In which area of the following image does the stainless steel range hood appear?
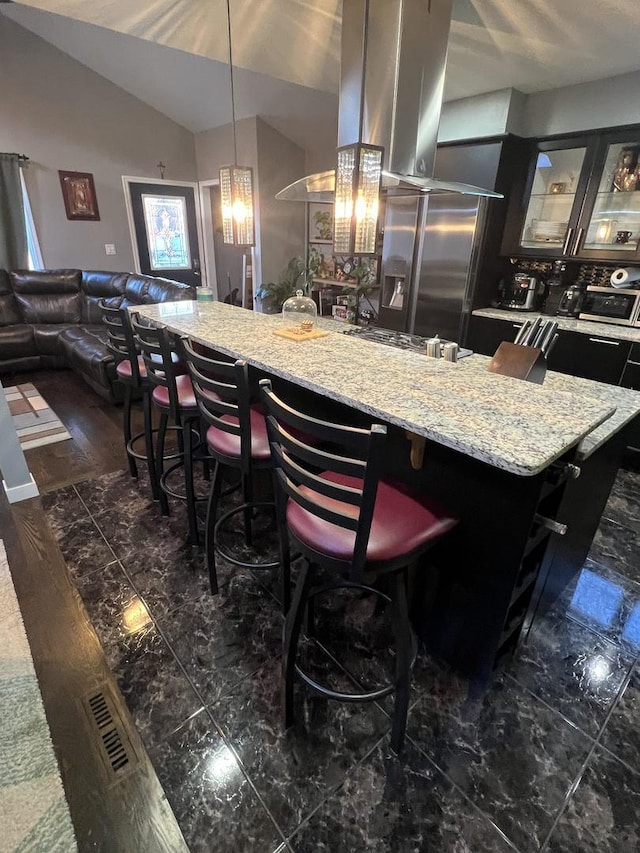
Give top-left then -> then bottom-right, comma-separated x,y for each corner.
276,0 -> 502,202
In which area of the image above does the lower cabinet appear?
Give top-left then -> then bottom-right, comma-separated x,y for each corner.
467,315 -> 632,385
547,330 -> 630,385
465,315 -> 520,356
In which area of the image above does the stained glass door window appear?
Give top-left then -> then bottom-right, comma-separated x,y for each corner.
142,194 -> 191,270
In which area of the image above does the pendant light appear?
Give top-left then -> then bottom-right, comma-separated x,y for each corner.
219,0 -> 255,247
332,0 -> 383,257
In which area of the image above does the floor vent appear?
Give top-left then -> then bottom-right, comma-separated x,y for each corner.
82,686 -> 138,779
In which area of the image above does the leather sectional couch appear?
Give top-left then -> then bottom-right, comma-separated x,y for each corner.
0,269 -> 195,403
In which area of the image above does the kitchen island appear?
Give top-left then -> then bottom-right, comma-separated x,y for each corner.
135,300 -> 640,684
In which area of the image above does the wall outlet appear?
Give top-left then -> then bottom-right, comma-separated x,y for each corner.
104,243 -> 116,255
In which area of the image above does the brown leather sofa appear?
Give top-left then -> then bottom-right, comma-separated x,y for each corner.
0,269 -> 195,403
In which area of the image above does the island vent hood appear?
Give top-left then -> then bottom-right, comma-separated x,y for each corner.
276,0 -> 502,202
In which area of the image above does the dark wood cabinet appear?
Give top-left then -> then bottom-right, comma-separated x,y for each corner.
467,315 -> 632,385
546,330 -> 630,384
466,315 -> 520,356
502,127 -> 640,263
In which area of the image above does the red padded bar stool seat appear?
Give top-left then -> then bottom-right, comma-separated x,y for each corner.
288,473 -> 458,565
206,405 -> 271,461
152,373 -> 198,411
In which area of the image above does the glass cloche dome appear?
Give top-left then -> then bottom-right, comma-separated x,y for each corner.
282,289 -> 317,329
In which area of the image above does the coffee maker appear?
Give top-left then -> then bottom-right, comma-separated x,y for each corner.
499,272 -> 545,311
556,282 -> 586,317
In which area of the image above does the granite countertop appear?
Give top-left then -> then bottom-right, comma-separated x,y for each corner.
461,354 -> 640,461
472,307 -> 640,343
134,301 -> 622,477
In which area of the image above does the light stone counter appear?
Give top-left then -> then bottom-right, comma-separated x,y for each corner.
135,301 -> 620,477
472,307 -> 640,343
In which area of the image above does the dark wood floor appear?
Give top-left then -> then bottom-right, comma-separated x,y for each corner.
2,368 -> 188,853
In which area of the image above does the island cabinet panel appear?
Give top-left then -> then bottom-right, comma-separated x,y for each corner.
383,425 -> 577,686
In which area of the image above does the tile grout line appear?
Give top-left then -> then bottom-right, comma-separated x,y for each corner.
58,479 -> 291,848
537,652 -> 639,852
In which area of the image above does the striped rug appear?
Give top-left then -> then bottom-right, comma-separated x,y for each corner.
4,384 -> 71,450
0,540 -> 77,851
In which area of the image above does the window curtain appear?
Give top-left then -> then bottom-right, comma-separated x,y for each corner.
0,153 -> 28,270
19,168 -> 44,270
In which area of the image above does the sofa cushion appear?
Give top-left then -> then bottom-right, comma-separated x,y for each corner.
0,270 -> 23,326
32,324 -> 78,356
0,324 -> 36,359
11,269 -> 82,324
58,325 -> 113,390
81,271 -> 129,324
122,273 -> 195,307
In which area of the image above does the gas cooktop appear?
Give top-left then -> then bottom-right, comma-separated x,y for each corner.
341,326 -> 473,359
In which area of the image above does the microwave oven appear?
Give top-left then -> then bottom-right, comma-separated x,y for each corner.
579,286 -> 640,327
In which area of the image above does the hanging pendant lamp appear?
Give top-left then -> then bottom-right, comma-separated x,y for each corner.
332,0 -> 383,257
220,0 -> 255,247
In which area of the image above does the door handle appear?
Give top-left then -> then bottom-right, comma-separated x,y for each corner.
562,227 -> 574,255
627,360 -> 640,366
571,227 -> 584,255
588,337 -> 620,346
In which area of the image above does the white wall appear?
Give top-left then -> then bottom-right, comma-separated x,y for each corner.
0,15 -> 198,272
255,118 -> 306,287
522,70 -> 640,138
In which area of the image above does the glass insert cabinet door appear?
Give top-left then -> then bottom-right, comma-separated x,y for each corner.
519,147 -> 588,250
582,140 -> 640,254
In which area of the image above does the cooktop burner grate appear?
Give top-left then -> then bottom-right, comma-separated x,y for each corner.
341,326 -> 473,358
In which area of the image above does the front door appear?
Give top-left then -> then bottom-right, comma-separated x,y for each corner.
124,178 -> 203,288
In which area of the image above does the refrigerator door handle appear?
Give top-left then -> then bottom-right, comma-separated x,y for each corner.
562,227 -> 574,255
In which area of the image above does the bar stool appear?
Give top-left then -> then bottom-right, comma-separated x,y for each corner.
100,300 -> 159,501
180,337 -> 279,597
259,378 -> 459,754
131,314 -> 204,547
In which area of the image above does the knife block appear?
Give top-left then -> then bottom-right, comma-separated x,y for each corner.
487,341 -> 547,385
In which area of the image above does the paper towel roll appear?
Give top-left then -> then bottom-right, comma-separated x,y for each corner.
610,268 -> 640,288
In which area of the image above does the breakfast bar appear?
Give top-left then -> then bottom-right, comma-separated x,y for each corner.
135,300 -> 640,683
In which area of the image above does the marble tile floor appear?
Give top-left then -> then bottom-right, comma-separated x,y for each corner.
41,467 -> 640,853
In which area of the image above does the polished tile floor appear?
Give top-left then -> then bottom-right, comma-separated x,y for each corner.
42,466 -> 640,853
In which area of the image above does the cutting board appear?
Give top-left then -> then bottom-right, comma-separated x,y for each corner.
272,327 -> 329,342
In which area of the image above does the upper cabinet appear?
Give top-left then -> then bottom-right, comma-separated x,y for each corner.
502,129 -> 640,262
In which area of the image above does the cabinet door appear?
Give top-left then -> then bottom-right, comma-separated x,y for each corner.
547,329 -> 630,384
465,316 -> 520,356
503,140 -> 595,257
575,133 -> 640,260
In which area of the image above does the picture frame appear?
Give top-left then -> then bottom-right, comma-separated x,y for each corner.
308,202 -> 333,243
58,170 -> 100,221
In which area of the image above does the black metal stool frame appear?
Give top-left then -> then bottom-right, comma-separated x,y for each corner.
180,337 -> 278,596
260,377 -> 451,754
100,300 -> 160,501
131,314 -> 204,546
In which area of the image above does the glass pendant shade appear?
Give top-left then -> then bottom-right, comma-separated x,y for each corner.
220,164 -> 255,247
333,143 -> 383,256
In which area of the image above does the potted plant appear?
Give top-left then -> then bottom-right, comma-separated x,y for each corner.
255,256 -> 306,313
343,260 -> 376,324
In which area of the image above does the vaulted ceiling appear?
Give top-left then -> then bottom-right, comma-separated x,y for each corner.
3,0 -> 640,153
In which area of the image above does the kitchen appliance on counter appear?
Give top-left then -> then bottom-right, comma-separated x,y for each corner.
579,286 -> 640,326
341,325 -> 473,358
556,282 -> 587,317
499,272 -> 545,311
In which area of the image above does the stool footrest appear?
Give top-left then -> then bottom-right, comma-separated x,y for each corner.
214,501 -> 279,570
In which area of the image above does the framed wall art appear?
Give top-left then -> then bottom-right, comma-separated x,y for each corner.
308,202 -> 333,243
58,170 -> 100,221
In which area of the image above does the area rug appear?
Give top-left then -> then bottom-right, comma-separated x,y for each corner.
3,383 -> 72,450
0,540 -> 77,852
